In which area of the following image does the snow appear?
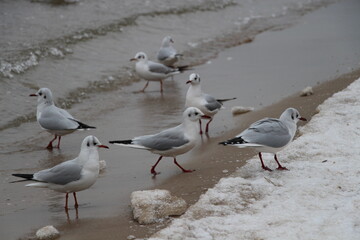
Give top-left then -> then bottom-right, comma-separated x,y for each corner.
149,78 -> 360,240
131,189 -> 187,224
36,225 -> 60,240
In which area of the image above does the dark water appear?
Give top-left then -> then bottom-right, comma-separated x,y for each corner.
1,0 -> 360,239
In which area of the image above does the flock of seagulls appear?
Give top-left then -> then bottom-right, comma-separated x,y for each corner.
12,36 -> 306,209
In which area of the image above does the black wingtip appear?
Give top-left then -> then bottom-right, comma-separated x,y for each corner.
177,65 -> 192,72
12,173 -> 34,180
109,140 -> 133,145
217,97 -> 237,103
70,119 -> 96,129
219,136 -> 246,146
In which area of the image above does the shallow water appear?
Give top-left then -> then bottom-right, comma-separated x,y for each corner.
1,0 -> 360,239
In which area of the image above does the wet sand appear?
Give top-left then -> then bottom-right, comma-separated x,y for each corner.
2,0 -> 360,239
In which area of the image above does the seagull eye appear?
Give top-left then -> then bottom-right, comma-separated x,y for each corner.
44,95 -> 47,99
188,113 -> 191,117
39,92 -> 42,96
87,142 -> 90,147
93,141 -> 97,145
195,112 -> 198,116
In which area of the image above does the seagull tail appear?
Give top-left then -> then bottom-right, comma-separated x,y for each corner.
11,173 -> 34,183
219,136 -> 247,146
177,65 -> 192,72
70,119 -> 96,130
217,97 -> 237,103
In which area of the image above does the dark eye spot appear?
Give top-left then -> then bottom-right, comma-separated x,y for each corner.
195,112 -> 198,115
39,92 -> 42,96
93,141 -> 97,145
44,95 -> 47,99
87,142 -> 90,147
188,113 -> 191,117
291,115 -> 294,120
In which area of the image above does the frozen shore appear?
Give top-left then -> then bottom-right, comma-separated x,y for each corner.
149,77 -> 360,239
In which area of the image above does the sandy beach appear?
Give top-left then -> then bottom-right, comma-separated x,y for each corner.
1,0 -> 360,239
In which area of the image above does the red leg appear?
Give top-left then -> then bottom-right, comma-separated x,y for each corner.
274,154 -> 288,171
65,193 -> 69,210
205,118 -> 213,133
73,192 -> 79,208
46,135 -> 57,149
56,136 -> 62,149
151,156 -> 163,176
141,81 -> 149,92
259,152 -> 272,171
160,80 -> 163,92
173,157 -> 194,173
198,119 -> 203,135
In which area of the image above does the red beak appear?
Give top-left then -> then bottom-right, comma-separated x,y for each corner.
29,93 -> 37,97
299,117 -> 307,121
201,115 -> 211,119
98,144 -> 109,149
130,58 -> 137,62
186,80 -> 191,84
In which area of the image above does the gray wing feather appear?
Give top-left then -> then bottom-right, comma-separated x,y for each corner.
34,161 -> 82,185
135,126 -> 189,151
148,61 -> 176,74
241,118 -> 291,148
39,106 -> 78,130
204,94 -> 222,112
157,48 -> 173,61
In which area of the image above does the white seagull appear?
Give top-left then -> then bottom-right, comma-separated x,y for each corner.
12,135 -> 109,210
185,73 -> 236,134
156,36 -> 182,67
30,88 -> 95,149
219,108 -> 307,171
130,52 -> 187,92
109,107 -> 209,176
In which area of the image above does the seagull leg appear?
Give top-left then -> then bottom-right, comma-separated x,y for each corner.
151,156 -> 163,176
160,80 -> 163,92
198,119 -> 203,135
259,152 -> 272,171
46,135 -> 57,149
73,192 -> 79,208
56,136 -> 62,149
274,154 -> 288,171
205,118 -> 213,133
140,81 -> 149,92
173,157 -> 194,173
65,193 -> 69,210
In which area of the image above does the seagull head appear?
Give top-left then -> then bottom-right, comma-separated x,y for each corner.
130,52 -> 147,62
281,108 -> 307,124
186,73 -> 201,85
30,88 -> 54,105
162,36 -> 174,47
82,135 -> 109,150
183,107 -> 208,122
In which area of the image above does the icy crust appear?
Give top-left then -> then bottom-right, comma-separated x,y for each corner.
150,78 -> 360,240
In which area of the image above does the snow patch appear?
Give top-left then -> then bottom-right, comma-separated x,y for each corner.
131,189 -> 187,224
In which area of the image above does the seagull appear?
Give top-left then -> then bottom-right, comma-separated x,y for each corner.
130,52 -> 187,92
156,36 -> 182,67
30,88 -> 96,149
219,108 -> 307,171
185,73 -> 236,134
109,107 -> 209,176
12,135 -> 109,210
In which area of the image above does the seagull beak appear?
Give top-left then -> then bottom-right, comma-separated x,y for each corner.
201,115 -> 211,119
130,58 -> 137,62
29,93 -> 37,97
186,80 -> 192,84
98,144 -> 109,149
299,117 -> 307,121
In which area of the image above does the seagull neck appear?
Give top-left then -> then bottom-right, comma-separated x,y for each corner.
189,84 -> 202,95
182,120 -> 200,140
283,119 -> 297,139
